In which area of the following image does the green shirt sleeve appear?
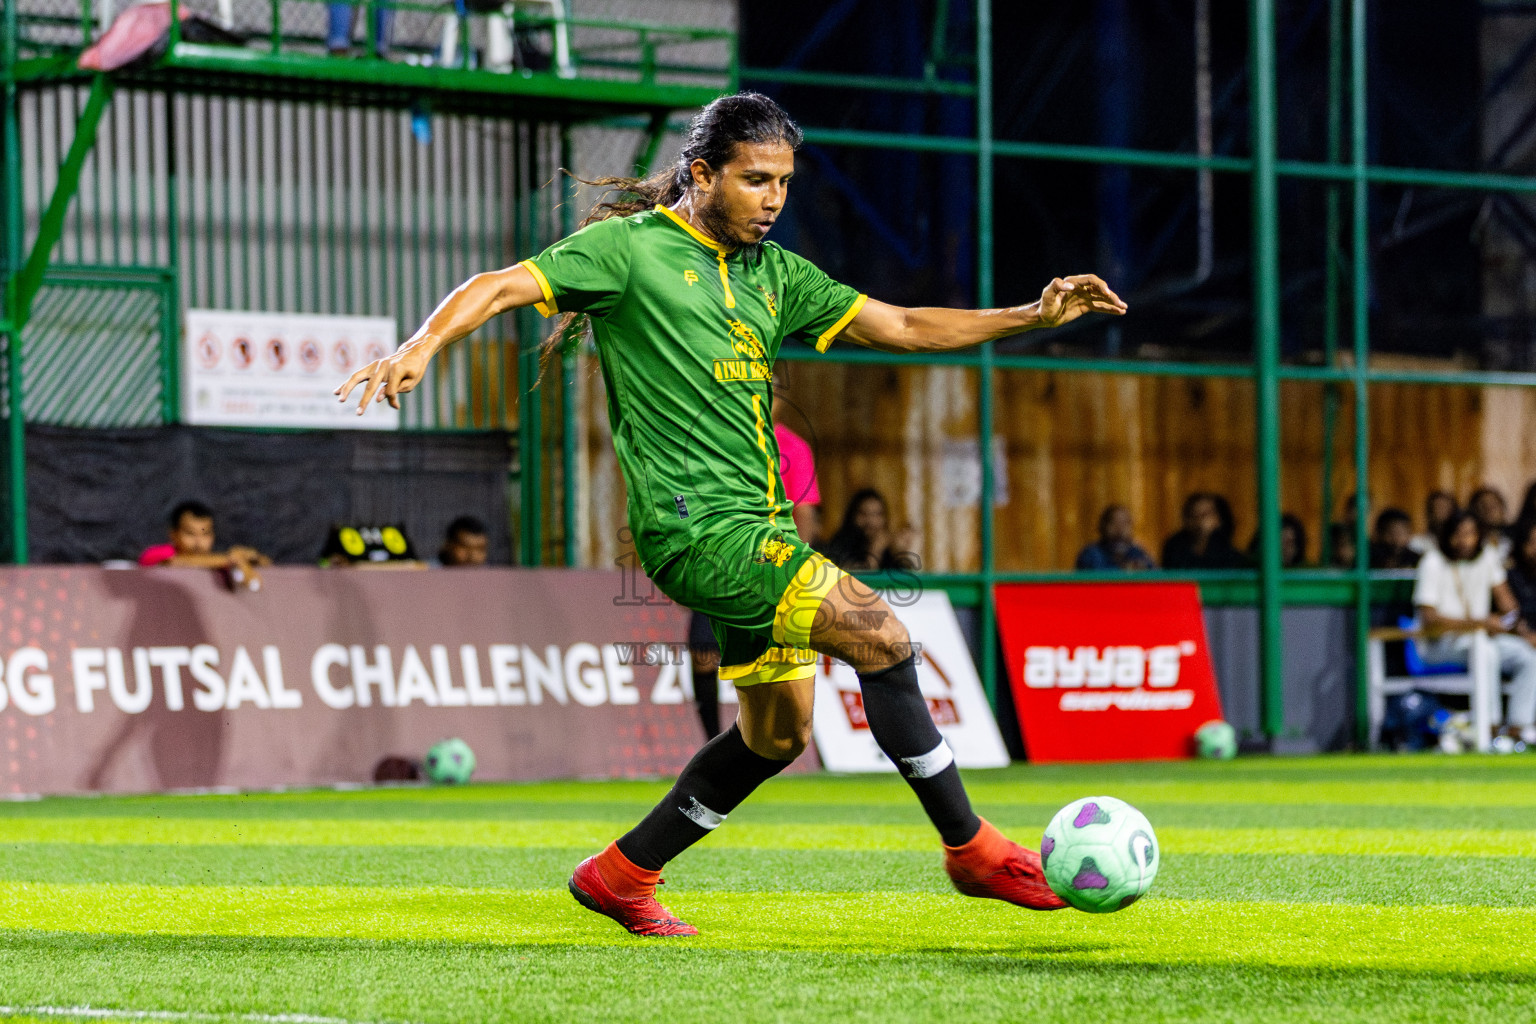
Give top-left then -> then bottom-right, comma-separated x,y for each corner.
776,248 -> 867,353
519,216 -> 632,318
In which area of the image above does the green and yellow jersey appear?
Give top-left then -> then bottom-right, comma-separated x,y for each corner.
520,206 -> 865,575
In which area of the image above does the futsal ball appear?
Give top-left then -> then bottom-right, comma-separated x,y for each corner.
1195,719 -> 1237,760
424,738 -> 476,785
1042,796 -> 1160,913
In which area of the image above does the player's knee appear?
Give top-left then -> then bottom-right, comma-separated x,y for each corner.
764,718 -> 812,761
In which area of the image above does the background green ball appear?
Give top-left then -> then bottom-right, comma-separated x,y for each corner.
1195,719 -> 1237,760
424,738 -> 476,784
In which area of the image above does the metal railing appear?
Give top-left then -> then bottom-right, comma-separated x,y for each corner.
14,0 -> 734,90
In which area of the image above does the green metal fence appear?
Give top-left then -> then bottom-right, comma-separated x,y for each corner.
4,0 -> 1536,746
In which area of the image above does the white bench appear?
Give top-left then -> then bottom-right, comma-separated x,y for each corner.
1367,627 -> 1506,751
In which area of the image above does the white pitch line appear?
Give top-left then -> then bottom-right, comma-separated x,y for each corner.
0,1006 -> 420,1024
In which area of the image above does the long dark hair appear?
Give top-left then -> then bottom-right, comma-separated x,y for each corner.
1436,509 -> 1483,561
826,488 -> 887,568
537,92 -> 803,382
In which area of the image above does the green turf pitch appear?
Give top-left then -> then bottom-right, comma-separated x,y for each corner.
0,757 -> 1533,1023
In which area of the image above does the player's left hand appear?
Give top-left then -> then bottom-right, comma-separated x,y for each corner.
335,341 -> 434,415
1036,274 -> 1128,329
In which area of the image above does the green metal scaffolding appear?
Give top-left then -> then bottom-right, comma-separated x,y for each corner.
4,0 -> 1535,747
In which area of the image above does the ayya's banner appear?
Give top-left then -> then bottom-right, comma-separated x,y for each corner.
996,582 -> 1225,762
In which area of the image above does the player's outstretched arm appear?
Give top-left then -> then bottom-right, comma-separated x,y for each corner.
335,264 -> 546,415
840,274 -> 1127,354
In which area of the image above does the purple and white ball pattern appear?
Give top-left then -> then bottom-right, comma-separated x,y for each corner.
1040,795 -> 1159,913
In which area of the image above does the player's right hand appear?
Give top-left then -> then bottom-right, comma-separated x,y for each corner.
335,341 -> 434,415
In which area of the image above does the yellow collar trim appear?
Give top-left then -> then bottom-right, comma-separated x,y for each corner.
657,204 -> 727,254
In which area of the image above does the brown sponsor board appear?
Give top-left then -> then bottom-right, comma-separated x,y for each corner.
0,567 -> 711,794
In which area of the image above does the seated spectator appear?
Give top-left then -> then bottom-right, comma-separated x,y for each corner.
1339,490 -> 1371,529
1469,485 -> 1513,561
1508,519 -> 1536,630
1161,492 -> 1245,569
1370,508 -> 1420,569
1328,522 -> 1357,569
1246,512 -> 1307,568
1075,504 -> 1155,571
436,516 -> 489,567
140,500 -> 269,590
1518,482 -> 1536,531
1414,510 -> 1536,743
1410,489 -> 1457,555
825,488 -> 918,571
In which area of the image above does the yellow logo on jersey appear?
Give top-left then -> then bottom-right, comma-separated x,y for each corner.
683,269 -> 700,286
756,536 -> 796,567
755,286 -> 779,317
726,319 -> 766,363
713,359 -> 773,383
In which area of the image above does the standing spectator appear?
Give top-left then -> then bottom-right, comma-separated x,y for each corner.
686,611 -> 721,741
1414,510 -> 1536,743
825,488 -> 918,571
772,394 -> 821,546
1075,504 -> 1155,571
140,500 -> 269,590
328,2 -> 391,57
1161,492 -> 1244,569
436,516 -> 489,567
1469,486 -> 1513,561
1247,512 -> 1307,568
1370,508 -> 1420,569
1410,490 -> 1458,556
1508,519 -> 1536,630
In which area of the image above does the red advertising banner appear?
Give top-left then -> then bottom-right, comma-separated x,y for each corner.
0,566 -> 718,794
995,582 -> 1224,762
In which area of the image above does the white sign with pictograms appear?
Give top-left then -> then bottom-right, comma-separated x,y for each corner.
811,589 -> 1010,772
183,309 -> 398,429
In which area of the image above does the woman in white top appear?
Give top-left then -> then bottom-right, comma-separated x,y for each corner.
1414,510 -> 1536,742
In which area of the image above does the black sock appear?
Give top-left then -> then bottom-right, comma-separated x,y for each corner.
858,654 -> 981,846
616,723 -> 789,870
694,669 -> 720,740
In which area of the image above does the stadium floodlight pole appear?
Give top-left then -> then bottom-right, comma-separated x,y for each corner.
976,0 -> 998,709
1249,0 -> 1285,741
1350,0 -> 1372,748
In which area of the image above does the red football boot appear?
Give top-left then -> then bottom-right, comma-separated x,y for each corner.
568,844 -> 699,937
943,817 -> 1069,911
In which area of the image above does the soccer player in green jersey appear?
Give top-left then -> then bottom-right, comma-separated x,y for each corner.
338,93 -> 1127,936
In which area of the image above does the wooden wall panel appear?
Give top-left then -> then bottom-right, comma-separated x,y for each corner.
576,358 -> 1536,574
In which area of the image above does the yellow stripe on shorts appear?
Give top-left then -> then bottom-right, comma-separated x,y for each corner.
719,646 -> 818,688
772,553 -> 846,647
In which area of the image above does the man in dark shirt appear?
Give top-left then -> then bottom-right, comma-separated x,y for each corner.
1369,508 -> 1420,570
1161,492 -> 1244,569
1075,504 -> 1154,570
